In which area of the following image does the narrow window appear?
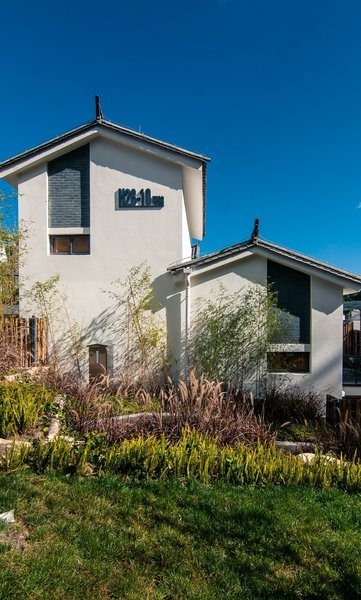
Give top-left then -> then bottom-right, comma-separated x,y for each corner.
267,260 -> 311,374
48,145 -> 90,228
268,260 -> 310,344
88,345 -> 108,382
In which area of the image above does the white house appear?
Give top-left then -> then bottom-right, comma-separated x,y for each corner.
0,102 -> 360,398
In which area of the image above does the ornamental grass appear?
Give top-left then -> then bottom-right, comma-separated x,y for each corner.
3,428 -> 361,492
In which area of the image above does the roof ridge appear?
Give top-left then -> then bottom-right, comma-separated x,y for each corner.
168,236 -> 361,285
0,118 -> 210,171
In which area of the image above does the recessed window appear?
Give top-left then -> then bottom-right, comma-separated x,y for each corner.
88,344 -> 108,382
268,260 -> 311,344
268,352 -> 310,373
50,235 -> 90,255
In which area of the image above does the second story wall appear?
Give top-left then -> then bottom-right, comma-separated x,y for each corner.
17,137 -> 193,356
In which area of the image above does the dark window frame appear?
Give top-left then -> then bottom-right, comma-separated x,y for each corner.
267,351 -> 310,374
267,260 -> 311,345
50,235 -> 90,255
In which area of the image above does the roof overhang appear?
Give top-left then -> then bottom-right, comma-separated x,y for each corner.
0,118 -> 210,240
168,238 -> 361,294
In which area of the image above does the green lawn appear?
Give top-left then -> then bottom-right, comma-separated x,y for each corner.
0,474 -> 360,599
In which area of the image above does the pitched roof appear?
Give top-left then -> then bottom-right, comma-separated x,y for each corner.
168,235 -> 361,288
0,115 -> 209,238
0,117 -> 211,172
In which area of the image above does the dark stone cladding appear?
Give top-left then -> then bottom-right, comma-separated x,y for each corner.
48,145 -> 90,228
267,259 -> 311,344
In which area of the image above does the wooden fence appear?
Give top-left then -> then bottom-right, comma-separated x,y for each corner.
2,316 -> 47,367
344,320 -> 361,356
326,394 -> 361,428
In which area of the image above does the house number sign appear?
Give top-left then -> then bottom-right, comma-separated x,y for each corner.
117,188 -> 164,208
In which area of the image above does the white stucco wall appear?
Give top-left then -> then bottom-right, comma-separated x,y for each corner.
13,135 -> 347,397
167,253 -> 345,399
17,137 -> 193,375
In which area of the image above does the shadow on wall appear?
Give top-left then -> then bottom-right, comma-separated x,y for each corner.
151,272 -> 183,377
54,303 -> 123,379
52,271 -> 179,381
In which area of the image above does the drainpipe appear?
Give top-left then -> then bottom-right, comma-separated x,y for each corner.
183,267 -> 192,371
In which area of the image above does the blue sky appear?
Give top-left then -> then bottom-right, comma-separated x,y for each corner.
1,0 -> 361,272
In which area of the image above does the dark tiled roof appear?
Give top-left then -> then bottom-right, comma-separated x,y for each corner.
168,237 -> 361,286
0,118 -> 211,171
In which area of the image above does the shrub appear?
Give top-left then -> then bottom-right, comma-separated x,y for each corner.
260,385 -> 324,425
90,370 -> 274,446
0,383 -> 55,437
0,332 -> 21,377
3,428 -> 361,492
331,419 -> 361,460
190,284 -> 286,393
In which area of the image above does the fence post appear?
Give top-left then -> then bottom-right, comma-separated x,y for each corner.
29,315 -> 37,365
326,394 -> 340,429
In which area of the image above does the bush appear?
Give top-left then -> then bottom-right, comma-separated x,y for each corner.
3,428 -> 361,492
260,385 -> 324,425
90,370 -> 274,446
190,284 -> 285,393
0,332 -> 21,377
0,383 -> 55,437
331,420 -> 361,460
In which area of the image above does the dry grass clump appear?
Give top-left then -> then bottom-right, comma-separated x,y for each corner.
0,332 -> 21,377
95,370 -> 274,446
260,385 -> 324,425
331,419 -> 361,460
32,366 -> 160,435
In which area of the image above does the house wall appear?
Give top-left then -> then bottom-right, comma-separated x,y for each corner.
272,274 -> 343,399
18,138 -> 192,375
168,254 -> 344,399
14,135 -> 346,398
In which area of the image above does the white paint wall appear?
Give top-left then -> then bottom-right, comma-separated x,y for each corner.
16,137 -> 346,398
167,253 -> 345,399
18,138 -> 193,374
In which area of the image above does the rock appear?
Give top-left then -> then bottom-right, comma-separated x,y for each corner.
0,510 -> 15,524
297,452 -> 343,465
53,395 -> 66,410
3,374 -> 18,382
47,417 -> 61,441
0,439 -> 31,457
297,452 -> 316,463
276,441 -> 315,455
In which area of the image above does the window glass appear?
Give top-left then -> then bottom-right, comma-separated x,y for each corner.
267,260 -> 311,344
52,236 -> 71,254
267,352 -> 310,373
50,235 -> 90,255
72,236 -> 90,254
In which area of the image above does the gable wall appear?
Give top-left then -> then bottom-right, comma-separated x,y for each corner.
167,252 -> 344,399
17,137 -> 193,375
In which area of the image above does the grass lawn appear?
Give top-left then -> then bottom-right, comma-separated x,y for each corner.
0,474 -> 360,599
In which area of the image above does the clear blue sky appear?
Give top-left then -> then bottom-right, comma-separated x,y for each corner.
1,0 -> 361,272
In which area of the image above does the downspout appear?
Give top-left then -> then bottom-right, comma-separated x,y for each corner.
183,266 -> 192,372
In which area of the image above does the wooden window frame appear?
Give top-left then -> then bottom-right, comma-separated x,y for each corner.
50,235 -> 90,255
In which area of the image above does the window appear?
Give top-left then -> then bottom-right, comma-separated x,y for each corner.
50,235 -> 90,255
267,260 -> 310,344
88,345 -> 107,382
267,352 -> 310,373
